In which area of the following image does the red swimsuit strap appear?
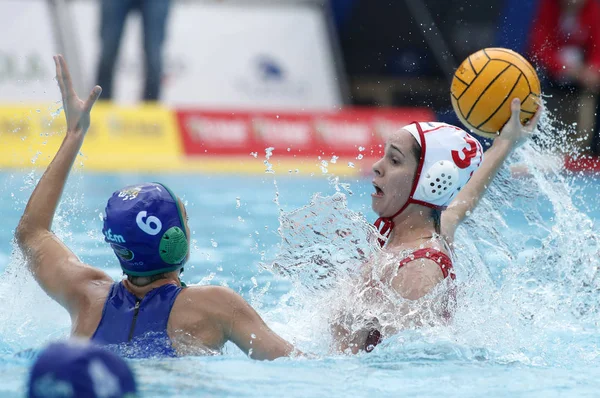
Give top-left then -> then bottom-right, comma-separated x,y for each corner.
398,248 -> 455,280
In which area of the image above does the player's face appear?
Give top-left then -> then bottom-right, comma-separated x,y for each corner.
371,129 -> 420,218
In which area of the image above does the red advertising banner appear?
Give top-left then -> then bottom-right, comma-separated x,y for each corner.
175,107 -> 436,158
564,155 -> 600,173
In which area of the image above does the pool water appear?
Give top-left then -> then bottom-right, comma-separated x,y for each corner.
1,157 -> 600,397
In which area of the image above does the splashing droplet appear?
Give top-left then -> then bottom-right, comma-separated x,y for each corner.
264,147 -> 275,173
320,160 -> 329,174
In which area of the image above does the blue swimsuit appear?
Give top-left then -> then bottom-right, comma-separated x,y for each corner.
91,282 -> 182,358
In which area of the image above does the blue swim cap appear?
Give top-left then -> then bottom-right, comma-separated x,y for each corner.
28,340 -> 137,398
103,182 -> 188,276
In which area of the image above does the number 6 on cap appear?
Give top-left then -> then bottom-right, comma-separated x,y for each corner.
136,211 -> 163,235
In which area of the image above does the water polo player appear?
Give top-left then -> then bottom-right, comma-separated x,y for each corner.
15,55 -> 299,359
332,98 -> 542,353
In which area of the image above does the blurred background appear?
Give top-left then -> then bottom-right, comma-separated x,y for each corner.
1,0 -> 599,173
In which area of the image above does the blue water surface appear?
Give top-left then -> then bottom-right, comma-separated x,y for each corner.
0,169 -> 599,398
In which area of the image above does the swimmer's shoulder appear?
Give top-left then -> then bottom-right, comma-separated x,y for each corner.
175,284 -> 238,309
391,255 -> 446,300
69,267 -> 114,337
173,285 -> 231,319
70,264 -> 114,307
170,285 -> 243,348
387,236 -> 450,259
386,241 -> 452,299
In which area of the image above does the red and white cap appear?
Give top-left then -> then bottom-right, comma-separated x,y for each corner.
374,122 -> 484,246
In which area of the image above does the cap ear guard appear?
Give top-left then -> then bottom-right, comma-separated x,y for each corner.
154,182 -> 189,266
418,160 -> 460,202
159,226 -> 188,264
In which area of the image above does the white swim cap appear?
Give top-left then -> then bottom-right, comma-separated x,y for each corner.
403,122 -> 484,208
374,122 -> 484,245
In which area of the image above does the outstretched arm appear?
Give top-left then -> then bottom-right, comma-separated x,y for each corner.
441,98 -> 542,241
15,55 -> 111,314
206,286 -> 300,360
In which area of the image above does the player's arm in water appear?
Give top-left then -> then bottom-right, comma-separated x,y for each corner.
15,55 -> 112,316
179,286 -> 301,360
441,98 -> 543,242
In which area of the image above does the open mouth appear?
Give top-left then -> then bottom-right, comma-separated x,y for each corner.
372,183 -> 384,197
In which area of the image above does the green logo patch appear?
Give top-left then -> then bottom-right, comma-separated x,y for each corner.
111,244 -> 135,261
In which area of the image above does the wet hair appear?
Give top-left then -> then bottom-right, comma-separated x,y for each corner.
126,273 -> 169,287
126,268 -> 183,287
411,136 -> 442,235
431,208 -> 442,234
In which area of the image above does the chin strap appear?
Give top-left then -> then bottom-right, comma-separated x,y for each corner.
373,217 -> 393,247
374,201 -> 411,247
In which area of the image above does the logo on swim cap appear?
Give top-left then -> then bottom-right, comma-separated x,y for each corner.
110,244 -> 135,262
118,187 -> 142,201
104,229 -> 126,244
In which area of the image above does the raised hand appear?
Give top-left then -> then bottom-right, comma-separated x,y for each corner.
54,54 -> 102,136
497,98 -> 543,148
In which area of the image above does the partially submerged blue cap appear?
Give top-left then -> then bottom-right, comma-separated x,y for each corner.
102,183 -> 188,276
28,340 -> 137,398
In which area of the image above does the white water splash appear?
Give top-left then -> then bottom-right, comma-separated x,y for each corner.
262,108 -> 600,365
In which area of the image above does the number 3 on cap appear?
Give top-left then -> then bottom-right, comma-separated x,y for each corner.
451,136 -> 479,169
136,211 -> 163,235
